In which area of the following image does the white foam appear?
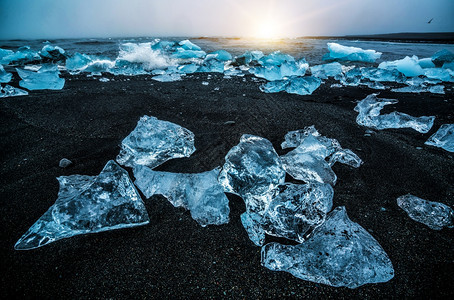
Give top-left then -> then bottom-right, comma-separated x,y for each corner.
116,42 -> 176,70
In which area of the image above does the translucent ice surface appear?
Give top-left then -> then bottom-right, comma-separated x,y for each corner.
354,94 -> 435,133
241,212 -> 266,246
39,44 -> 66,61
152,73 -> 182,82
425,124 -> 454,152
310,62 -> 343,79
0,84 -> 29,98
16,65 -> 65,90
14,160 -> 150,250
261,206 -> 394,288
218,134 -> 286,214
378,56 -> 424,77
397,194 -> 453,230
323,43 -> 382,63
133,166 -> 229,227
260,76 -> 321,95
250,53 -> 308,81
360,68 -> 405,83
0,65 -> 12,83
116,116 -> 196,168
431,49 -> 454,67
0,46 -> 41,65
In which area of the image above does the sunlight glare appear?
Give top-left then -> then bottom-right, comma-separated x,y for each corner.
255,19 -> 281,39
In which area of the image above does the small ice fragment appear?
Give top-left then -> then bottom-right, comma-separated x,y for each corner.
0,64 -> 12,83
224,120 -> 235,125
378,56 -> 424,77
99,77 -> 110,82
397,194 -> 453,230
364,81 -> 385,90
329,149 -> 363,168
14,160 -> 150,250
323,43 -> 382,63
59,158 -> 72,168
261,206 -> 394,288
202,81 -> 209,85
214,87 -> 220,91
218,134 -> 286,214
133,166 -> 229,227
151,73 -> 182,82
310,62 -> 343,79
426,85 -> 445,94
425,124 -> 454,152
0,85 -> 28,98
116,115 -> 196,168
354,94 -> 435,133
16,65 -> 65,90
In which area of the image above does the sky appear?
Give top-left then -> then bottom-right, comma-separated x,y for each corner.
0,0 -> 453,40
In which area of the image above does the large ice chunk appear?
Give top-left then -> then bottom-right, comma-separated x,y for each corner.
178,40 -> 202,51
218,134 -> 286,214
0,46 -> 41,65
133,166 -> 229,227
207,50 -> 232,61
0,84 -> 29,98
378,56 -> 424,77
354,94 -> 435,133
16,65 -> 65,90
310,62 -> 343,79
260,76 -> 321,95
261,206 -> 394,288
425,124 -> 454,152
0,64 -> 12,83
431,49 -> 454,67
117,116 -> 196,168
323,43 -> 382,63
397,194 -> 453,230
250,53 -> 308,81
39,44 -> 66,61
360,68 -> 405,83
14,160 -> 150,250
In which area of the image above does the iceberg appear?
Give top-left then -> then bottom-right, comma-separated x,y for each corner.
261,206 -> 394,288
425,124 -> 454,152
197,57 -> 225,73
378,56 -> 424,77
116,115 -> 196,168
16,65 -> 65,90
14,160 -> 150,250
397,194 -> 453,230
218,134 -> 286,214
0,84 -> 29,98
310,62 -> 343,79
431,49 -> 454,67
133,166 -> 229,227
354,94 -> 435,133
323,43 -> 382,63
0,64 -> 12,83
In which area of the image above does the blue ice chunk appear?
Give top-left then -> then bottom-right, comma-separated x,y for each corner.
259,51 -> 295,66
251,60 -> 308,81
417,57 -> 436,69
0,46 -> 41,65
337,67 -> 362,86
241,212 -> 266,246
218,134 -> 286,214
425,124 -> 454,152
151,73 -> 182,82
378,56 -> 424,77
208,50 -> 232,61
329,149 -> 363,168
259,80 -> 288,93
354,94 -> 435,133
66,53 -> 93,71
16,65 -> 65,90
171,48 -> 206,59
285,76 -> 321,95
281,125 -> 322,149
310,62 -> 343,79
0,85 -> 28,98
263,183 -> 334,243
14,160 -> 150,250
0,48 -> 14,64
117,115 -> 196,168
431,49 -> 454,67
261,206 -> 394,288
151,40 -> 178,52
178,63 -> 199,74
443,61 -> 454,70
233,50 -> 264,66
424,68 -> 453,82
323,43 -> 382,63
198,57 -> 225,73
39,44 -> 66,61
0,64 -> 12,83
178,40 -> 202,51
361,68 -> 405,82
133,166 -> 229,227
397,194 -> 453,230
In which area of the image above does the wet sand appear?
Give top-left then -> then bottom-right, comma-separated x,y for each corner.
1,72 -> 453,298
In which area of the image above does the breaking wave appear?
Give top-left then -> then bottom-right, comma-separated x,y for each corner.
117,42 -> 175,70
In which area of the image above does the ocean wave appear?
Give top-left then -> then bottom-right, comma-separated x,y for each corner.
117,42 -> 176,70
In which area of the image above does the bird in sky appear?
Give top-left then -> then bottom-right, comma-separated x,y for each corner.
427,18 -> 434,24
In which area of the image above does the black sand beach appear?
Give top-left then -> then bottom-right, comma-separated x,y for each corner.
1,72 -> 453,298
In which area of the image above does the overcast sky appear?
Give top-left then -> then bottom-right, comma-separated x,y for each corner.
0,0 -> 453,39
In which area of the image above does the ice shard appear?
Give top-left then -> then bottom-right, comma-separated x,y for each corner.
354,94 -> 435,133
425,124 -> 454,152
431,49 -> 454,67
323,43 -> 382,63
310,62 -> 343,79
0,84 -> 29,98
0,64 -> 12,83
378,56 -> 424,77
14,160 -> 150,250
133,166 -> 229,227
16,65 -> 65,90
218,134 -> 286,214
397,194 -> 453,230
261,206 -> 394,288
329,149 -> 363,168
262,183 -> 334,243
116,115 -> 196,168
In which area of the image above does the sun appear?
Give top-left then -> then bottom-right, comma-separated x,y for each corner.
255,20 -> 281,39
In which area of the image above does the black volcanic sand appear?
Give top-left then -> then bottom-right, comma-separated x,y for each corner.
1,72 -> 453,298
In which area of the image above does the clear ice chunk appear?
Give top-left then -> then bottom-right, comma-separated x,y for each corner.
233,50 -> 264,66
310,62 -> 343,79
261,206 -> 394,288
354,94 -> 435,133
431,49 -> 454,67
133,166 -> 229,227
329,149 -> 363,168
360,68 -> 405,83
39,44 -> 66,61
66,52 -> 93,72
151,73 -> 182,82
207,50 -> 232,61
0,46 -> 41,65
417,57 -> 435,69
378,56 -> 424,77
397,194 -> 453,230
260,76 -> 321,95
0,64 -> 12,83
241,212 -> 266,246
171,48 -> 206,59
218,134 -> 286,214
0,84 -> 29,98
116,115 -> 196,168
424,68 -> 453,82
16,65 -> 65,90
250,58 -> 308,81
323,43 -> 382,63
263,183 -> 334,243
425,124 -> 454,152
14,160 -> 150,250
